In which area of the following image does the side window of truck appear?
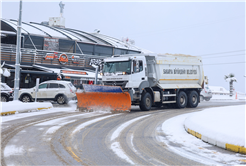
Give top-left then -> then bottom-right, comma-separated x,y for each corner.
139,61 -> 143,72
133,60 -> 143,73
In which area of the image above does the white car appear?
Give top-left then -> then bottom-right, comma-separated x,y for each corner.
1,82 -> 13,102
200,86 -> 212,101
18,80 -> 76,104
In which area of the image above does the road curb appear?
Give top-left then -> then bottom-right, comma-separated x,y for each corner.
184,125 -> 246,155
1,107 -> 52,116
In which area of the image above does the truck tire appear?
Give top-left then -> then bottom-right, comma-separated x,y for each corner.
140,92 -> 152,111
200,95 -> 204,101
176,91 -> 187,109
205,98 -> 210,101
187,90 -> 199,108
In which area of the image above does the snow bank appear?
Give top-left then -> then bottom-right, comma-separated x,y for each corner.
160,113 -> 245,165
184,105 -> 246,147
1,101 -> 53,113
211,94 -> 246,100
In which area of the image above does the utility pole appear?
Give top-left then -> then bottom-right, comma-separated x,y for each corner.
13,0 -> 22,100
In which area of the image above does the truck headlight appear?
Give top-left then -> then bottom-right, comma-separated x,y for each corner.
122,72 -> 126,75
100,72 -> 104,76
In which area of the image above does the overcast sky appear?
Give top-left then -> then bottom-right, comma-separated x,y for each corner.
1,0 -> 245,92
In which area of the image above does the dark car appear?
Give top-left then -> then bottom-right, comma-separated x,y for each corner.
1,83 -> 13,102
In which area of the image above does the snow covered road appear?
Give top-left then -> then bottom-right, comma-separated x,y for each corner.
1,101 -> 245,165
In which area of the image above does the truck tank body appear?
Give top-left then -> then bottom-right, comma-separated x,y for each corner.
154,54 -> 204,89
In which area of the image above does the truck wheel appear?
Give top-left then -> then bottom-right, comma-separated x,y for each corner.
176,91 -> 187,109
187,91 -> 199,108
200,95 -> 204,101
205,98 -> 210,101
140,92 -> 152,111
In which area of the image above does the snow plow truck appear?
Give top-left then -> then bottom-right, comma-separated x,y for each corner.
76,53 -> 204,111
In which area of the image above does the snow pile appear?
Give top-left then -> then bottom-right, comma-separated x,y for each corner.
184,105 -> 246,147
1,100 -> 53,113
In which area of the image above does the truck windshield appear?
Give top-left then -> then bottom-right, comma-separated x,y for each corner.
103,61 -> 131,74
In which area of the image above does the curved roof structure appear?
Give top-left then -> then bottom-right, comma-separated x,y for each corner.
1,19 -> 144,52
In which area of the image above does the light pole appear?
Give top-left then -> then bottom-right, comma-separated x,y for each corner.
91,65 -> 99,85
13,0 -> 22,100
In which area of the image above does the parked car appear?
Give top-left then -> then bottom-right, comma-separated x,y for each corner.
18,80 -> 76,104
200,86 -> 212,101
1,83 -> 13,102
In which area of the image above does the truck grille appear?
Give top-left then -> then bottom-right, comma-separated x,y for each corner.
104,81 -> 128,88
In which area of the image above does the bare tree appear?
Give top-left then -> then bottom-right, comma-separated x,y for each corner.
224,73 -> 237,97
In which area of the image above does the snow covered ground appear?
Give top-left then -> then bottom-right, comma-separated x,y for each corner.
1,100 -> 77,122
211,94 -> 246,101
1,94 -> 245,165
157,104 -> 246,165
1,100 -> 53,113
184,105 -> 245,147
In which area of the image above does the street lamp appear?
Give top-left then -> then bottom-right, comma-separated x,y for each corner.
13,0 -> 22,100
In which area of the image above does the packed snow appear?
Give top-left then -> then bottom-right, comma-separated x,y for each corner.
72,114 -> 120,134
111,114 -> 150,141
109,115 -> 151,165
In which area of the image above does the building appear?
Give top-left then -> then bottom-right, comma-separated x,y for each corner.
1,18 -> 149,89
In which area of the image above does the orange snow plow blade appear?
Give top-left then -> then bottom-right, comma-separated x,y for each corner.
76,84 -> 131,112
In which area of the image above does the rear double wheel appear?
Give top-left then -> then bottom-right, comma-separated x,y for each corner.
140,92 -> 152,111
187,90 -> 199,108
176,91 -> 187,109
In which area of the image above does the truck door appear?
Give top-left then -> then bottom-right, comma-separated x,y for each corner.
131,60 -> 146,87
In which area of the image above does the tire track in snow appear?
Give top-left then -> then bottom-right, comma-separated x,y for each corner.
109,114 -> 151,165
71,114 -> 121,134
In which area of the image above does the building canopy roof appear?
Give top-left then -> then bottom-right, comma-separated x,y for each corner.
1,19 -> 143,52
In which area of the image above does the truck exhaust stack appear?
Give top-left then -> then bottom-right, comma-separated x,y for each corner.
76,84 -> 131,112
